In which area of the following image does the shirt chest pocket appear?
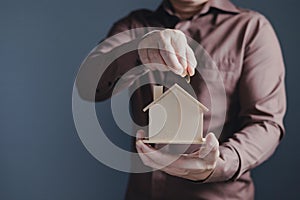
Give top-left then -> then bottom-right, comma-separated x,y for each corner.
197,58 -> 241,96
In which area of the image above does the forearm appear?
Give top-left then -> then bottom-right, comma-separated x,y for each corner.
75,12 -> 153,102
75,39 -> 140,102
95,39 -> 141,101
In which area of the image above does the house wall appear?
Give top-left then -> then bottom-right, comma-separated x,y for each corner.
148,88 -> 205,144
173,89 -> 204,143
148,92 -> 181,142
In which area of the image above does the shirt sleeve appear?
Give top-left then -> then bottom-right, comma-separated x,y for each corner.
204,17 -> 286,183
75,15 -> 143,102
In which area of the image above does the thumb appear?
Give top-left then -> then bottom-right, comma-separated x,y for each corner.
198,132 -> 219,158
136,129 -> 145,140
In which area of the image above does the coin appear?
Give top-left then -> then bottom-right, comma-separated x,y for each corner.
185,74 -> 190,83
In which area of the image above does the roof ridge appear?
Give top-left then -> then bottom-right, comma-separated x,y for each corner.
143,84 -> 209,112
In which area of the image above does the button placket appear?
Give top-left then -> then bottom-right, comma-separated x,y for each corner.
175,20 -> 191,34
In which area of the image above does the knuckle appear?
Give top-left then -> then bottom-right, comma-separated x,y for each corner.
174,29 -> 183,35
174,30 -> 187,40
164,29 -> 173,34
159,30 -> 168,40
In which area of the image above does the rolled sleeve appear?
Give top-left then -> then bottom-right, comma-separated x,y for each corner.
203,145 -> 240,183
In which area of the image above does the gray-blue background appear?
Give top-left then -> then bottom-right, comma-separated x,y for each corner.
1,0 -> 299,199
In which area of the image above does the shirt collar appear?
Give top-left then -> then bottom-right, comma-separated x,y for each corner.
157,0 -> 240,19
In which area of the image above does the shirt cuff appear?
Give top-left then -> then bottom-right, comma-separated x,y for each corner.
202,145 -> 240,183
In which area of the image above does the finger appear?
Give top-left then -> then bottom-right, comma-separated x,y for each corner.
136,141 -> 163,169
136,141 -> 190,175
198,132 -> 219,159
136,130 -> 145,140
186,45 -> 197,76
171,37 -> 187,73
136,140 -> 182,173
136,141 -> 203,170
181,169 -> 214,181
136,140 -> 214,174
144,49 -> 158,71
204,145 -> 220,162
139,49 -> 156,71
158,42 -> 184,75
178,153 -> 217,172
187,66 -> 195,77
163,166 -> 189,176
148,49 -> 165,65
147,49 -> 168,71
136,140 -> 180,165
139,49 -> 150,64
136,139 -> 160,153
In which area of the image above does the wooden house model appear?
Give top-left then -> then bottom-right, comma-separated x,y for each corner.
143,84 -> 209,144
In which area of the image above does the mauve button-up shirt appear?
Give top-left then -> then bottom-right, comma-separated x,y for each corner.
89,0 -> 286,199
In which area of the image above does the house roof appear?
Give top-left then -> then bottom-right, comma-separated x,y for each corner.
143,84 -> 209,112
